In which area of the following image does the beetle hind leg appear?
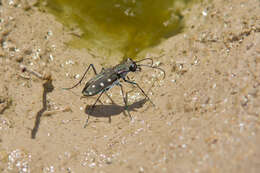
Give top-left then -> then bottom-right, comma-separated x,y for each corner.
63,64 -> 98,90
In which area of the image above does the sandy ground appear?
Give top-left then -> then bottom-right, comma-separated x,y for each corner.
0,0 -> 260,172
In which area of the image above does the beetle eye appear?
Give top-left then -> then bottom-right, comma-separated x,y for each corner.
129,64 -> 137,71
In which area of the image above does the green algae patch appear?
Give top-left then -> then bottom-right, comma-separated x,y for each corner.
41,0 -> 194,60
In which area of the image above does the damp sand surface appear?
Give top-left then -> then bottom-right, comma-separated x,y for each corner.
0,0 -> 260,172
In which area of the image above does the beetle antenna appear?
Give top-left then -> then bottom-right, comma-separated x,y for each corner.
135,58 -> 154,66
137,64 -> 166,79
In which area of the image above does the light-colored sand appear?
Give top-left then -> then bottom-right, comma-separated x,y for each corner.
0,0 -> 259,172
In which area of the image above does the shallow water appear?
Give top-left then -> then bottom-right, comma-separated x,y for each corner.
42,0 -> 193,59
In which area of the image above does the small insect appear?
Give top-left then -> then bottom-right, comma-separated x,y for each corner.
64,58 -> 165,127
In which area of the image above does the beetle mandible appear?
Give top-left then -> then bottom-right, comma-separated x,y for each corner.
64,58 -> 165,126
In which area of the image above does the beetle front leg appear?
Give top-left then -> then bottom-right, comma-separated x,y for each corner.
123,78 -> 155,107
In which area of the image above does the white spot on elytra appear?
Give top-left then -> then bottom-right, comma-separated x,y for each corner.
89,92 -> 92,95
107,78 -> 111,82
92,85 -> 95,88
100,82 -> 104,87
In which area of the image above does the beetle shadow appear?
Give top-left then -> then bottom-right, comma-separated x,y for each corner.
84,98 -> 147,123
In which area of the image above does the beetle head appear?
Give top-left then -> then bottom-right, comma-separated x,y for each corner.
127,58 -> 138,72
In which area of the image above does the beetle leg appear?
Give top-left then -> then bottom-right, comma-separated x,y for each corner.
84,115 -> 90,128
91,90 -> 105,109
92,64 -> 98,74
118,83 -> 132,120
63,64 -> 97,90
104,91 -> 116,105
108,116 -> 111,123
84,90 -> 105,128
125,91 -> 132,120
123,78 -> 155,107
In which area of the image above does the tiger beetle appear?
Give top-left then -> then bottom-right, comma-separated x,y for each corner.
64,58 -> 165,127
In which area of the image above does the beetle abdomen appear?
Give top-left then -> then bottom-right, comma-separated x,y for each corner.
82,71 -> 119,96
